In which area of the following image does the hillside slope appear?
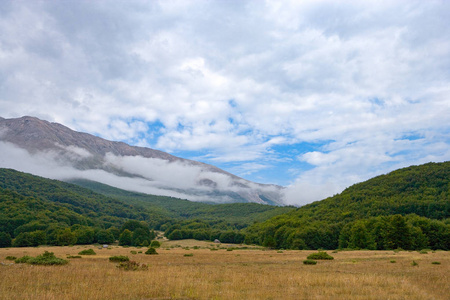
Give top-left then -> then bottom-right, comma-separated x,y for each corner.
0,168 -> 293,247
244,162 -> 450,250
70,179 -> 294,224
0,116 -> 283,204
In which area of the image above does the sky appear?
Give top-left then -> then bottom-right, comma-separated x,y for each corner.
0,0 -> 449,205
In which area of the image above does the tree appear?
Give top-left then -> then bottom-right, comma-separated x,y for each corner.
119,229 -> 132,246
0,232 -> 12,248
57,228 -> 77,246
96,229 -> 115,244
262,236 -> 276,248
386,215 -> 412,249
132,228 -> 151,246
219,231 -> 236,243
150,240 -> 161,248
168,229 -> 183,240
74,227 -> 95,245
12,232 -> 32,247
193,230 -> 210,241
121,220 -> 148,233
410,226 -> 428,250
348,221 -> 375,250
107,227 -> 120,240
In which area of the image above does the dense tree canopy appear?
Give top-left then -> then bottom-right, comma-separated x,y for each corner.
1,162 -> 449,250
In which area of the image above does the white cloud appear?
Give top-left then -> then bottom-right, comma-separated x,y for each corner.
0,0 -> 449,205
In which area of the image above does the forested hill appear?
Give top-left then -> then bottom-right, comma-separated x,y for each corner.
0,168 -> 293,248
244,162 -> 450,250
70,179 -> 294,224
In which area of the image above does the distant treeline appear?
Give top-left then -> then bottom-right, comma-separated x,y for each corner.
1,162 -> 449,250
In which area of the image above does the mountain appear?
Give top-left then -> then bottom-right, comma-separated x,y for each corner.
243,161 -> 450,250
0,116 -> 284,204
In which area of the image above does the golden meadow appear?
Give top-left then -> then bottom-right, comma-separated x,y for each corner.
0,240 -> 448,300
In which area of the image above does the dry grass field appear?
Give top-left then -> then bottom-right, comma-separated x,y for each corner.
0,240 -> 448,300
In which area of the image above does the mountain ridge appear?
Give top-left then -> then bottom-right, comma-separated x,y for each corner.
0,116 -> 284,204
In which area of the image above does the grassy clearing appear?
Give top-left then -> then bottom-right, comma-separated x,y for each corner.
0,244 -> 448,299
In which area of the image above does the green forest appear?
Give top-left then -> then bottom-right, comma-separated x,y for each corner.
0,168 -> 293,248
244,162 -> 449,250
0,162 -> 449,250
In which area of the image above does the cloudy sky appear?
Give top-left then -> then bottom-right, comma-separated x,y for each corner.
1,0 -> 449,205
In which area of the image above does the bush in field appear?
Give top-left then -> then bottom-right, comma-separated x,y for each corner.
15,251 -> 68,265
307,252 -> 334,260
145,247 -> 158,255
78,249 -> 96,255
67,255 -> 82,259
5,256 -> 16,260
109,255 -> 129,262
303,259 -> 317,265
28,251 -> 69,265
184,253 -> 194,257
431,261 -> 441,265
116,260 -> 149,271
15,255 -> 33,264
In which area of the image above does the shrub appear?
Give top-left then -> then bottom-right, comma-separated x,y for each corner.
431,261 -> 441,265
130,251 -> 137,254
5,256 -> 16,261
226,248 -> 233,251
303,259 -> 317,265
78,249 -> 96,255
28,251 -> 68,265
145,247 -> 158,255
116,260 -> 149,271
390,260 -> 396,263
109,255 -> 129,262
307,252 -> 334,260
67,255 -> 82,259
15,255 -> 33,264
184,253 -> 194,257
411,261 -> 418,266
150,240 -> 161,248
419,250 -> 428,254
